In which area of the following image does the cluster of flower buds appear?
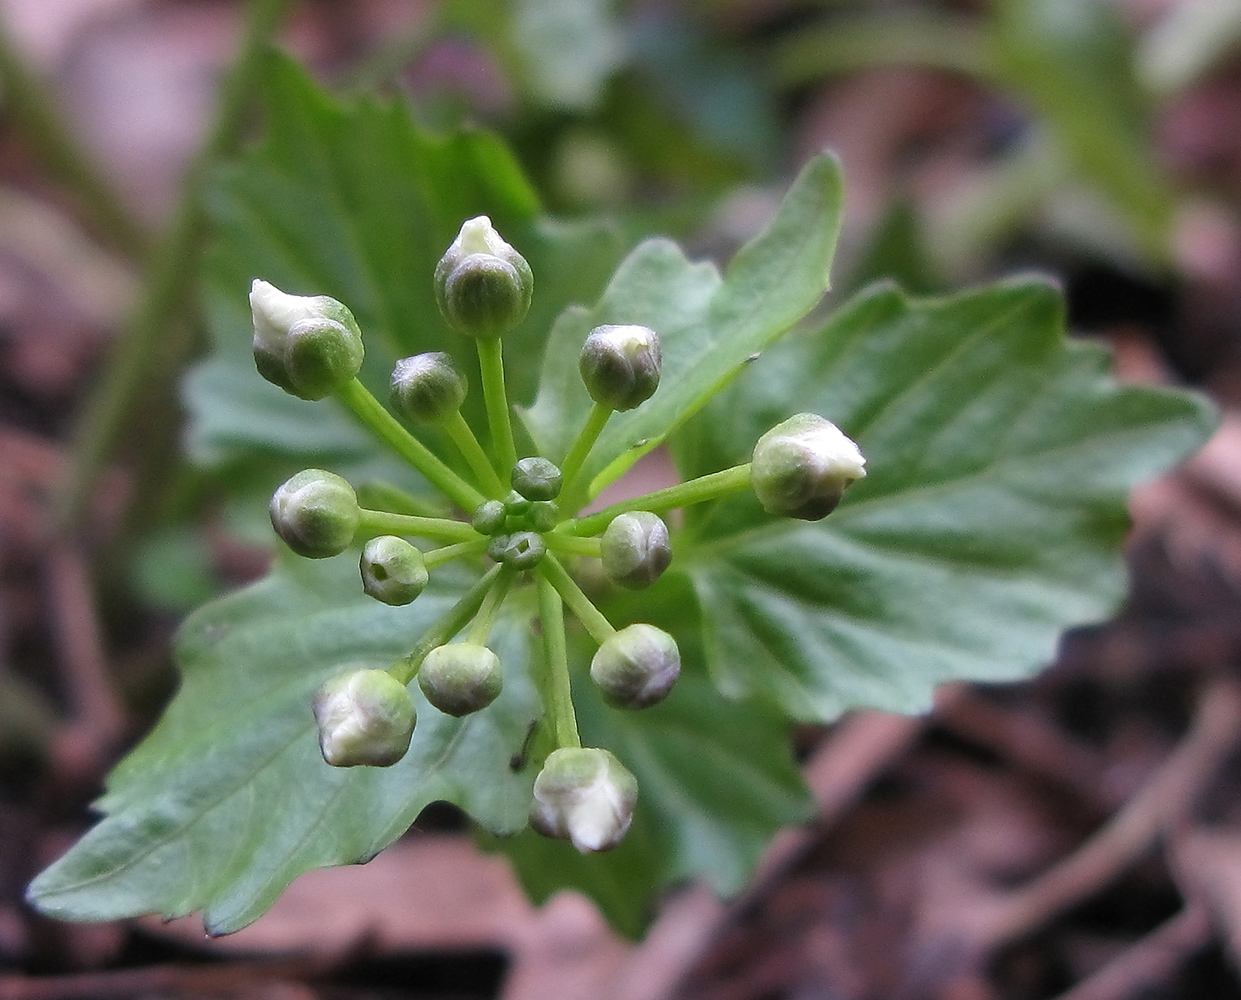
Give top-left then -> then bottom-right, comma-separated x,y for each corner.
250,215 -> 866,852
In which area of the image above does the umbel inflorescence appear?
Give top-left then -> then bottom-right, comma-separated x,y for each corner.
250,217 -> 867,854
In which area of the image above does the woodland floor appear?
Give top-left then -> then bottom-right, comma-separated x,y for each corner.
3,2 -> 1241,999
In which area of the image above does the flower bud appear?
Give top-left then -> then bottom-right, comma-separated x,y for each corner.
511,457 -> 563,501
389,352 -> 467,423
486,533 -> 511,562
434,216 -> 533,338
751,413 -> 866,521
418,642 -> 503,716
579,324 -> 661,411
250,280 -> 364,400
472,499 -> 508,536
270,469 -> 360,558
590,623 -> 680,709
499,531 -> 546,569
360,536 -> 428,606
504,490 -> 532,517
600,512 -> 671,589
313,669 -> 416,767
529,500 -> 560,532
530,747 -> 638,853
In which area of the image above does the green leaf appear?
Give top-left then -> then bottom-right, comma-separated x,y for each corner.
672,279 -> 1215,721
521,152 -> 844,506
27,556 -> 539,934
187,54 -> 629,477
992,0 -> 1172,255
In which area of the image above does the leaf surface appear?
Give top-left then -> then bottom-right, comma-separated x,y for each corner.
28,557 -> 538,934
520,153 -> 844,506
671,279 -> 1215,720
187,54 -> 629,478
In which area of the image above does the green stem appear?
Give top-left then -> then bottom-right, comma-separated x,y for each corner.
536,573 -> 581,749
443,409 -> 507,497
543,533 -> 602,559
53,0 -> 291,534
565,463 -> 753,536
424,538 -> 488,569
390,565 -> 501,685
476,337 -> 517,475
358,509 -> 479,543
558,401 -> 612,503
467,568 -> 513,645
539,554 -> 616,646
336,378 -> 485,512
357,480 -> 445,518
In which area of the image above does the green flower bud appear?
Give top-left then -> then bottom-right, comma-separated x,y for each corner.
600,511 -> 671,589
511,457 -> 563,501
270,469 -> 360,558
590,623 -> 680,709
579,324 -> 661,411
472,499 -> 508,536
434,216 -> 533,338
389,352 -> 467,423
530,747 -> 638,853
529,500 -> 560,532
499,530 -> 546,570
360,536 -> 428,606
418,642 -> 502,716
313,669 -> 416,768
751,413 -> 866,521
504,490 -> 532,517
486,533 -> 511,562
250,280 -> 364,400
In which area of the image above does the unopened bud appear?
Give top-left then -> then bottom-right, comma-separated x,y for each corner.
418,642 -> 503,716
511,457 -> 562,501
504,490 -> 532,517
751,413 -> 866,521
313,669 -> 416,767
389,352 -> 467,423
472,499 -> 508,536
530,747 -> 638,852
360,536 -> 428,606
270,469 -> 360,558
250,280 -> 364,400
579,324 -> 661,411
590,623 -> 680,708
434,217 -> 533,338
499,531 -> 546,569
529,500 -> 560,531
600,512 -> 670,589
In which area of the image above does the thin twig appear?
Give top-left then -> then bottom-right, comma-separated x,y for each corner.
978,678 -> 1241,950
44,540 -> 126,747
608,689 -> 960,1000
1051,904 -> 1211,1000
0,955 -> 332,1000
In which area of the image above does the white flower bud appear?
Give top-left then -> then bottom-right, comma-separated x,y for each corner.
530,747 -> 638,852
418,642 -> 503,716
590,623 -> 680,708
600,511 -> 671,589
313,669 -> 416,768
578,324 -> 661,412
360,536 -> 428,606
270,469 -> 361,558
249,280 -> 364,400
434,217 -> 533,338
751,413 -> 866,520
